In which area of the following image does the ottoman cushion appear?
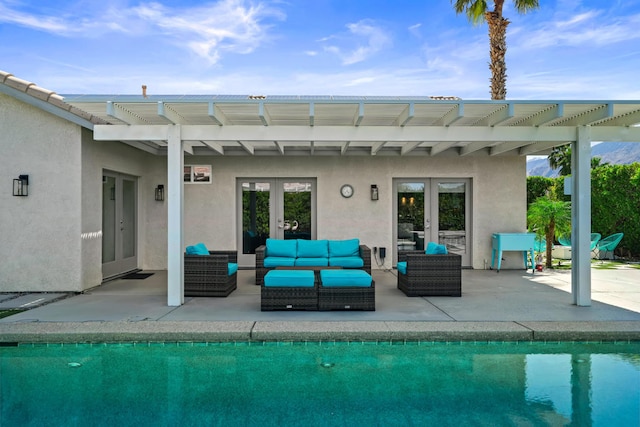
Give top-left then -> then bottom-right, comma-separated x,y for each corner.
264,270 -> 315,287
320,270 -> 372,287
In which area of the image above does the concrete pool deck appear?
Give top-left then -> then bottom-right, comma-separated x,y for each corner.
1,266 -> 639,343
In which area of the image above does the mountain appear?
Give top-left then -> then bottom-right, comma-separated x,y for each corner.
527,142 -> 640,177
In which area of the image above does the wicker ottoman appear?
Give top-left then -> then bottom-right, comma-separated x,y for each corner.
261,270 -> 318,311
319,270 -> 375,311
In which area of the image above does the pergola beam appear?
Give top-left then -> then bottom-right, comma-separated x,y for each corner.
158,101 -> 187,124
430,141 -> 458,156
208,102 -> 227,125
434,103 -> 463,126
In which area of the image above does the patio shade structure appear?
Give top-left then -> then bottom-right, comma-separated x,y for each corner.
4,74 -> 639,307
62,96 -> 640,307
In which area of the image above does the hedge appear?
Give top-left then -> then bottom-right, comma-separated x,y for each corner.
527,163 -> 640,257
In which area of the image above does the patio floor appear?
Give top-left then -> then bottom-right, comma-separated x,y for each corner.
1,266 -> 639,342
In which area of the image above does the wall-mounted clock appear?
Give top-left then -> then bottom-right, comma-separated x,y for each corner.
340,184 -> 354,198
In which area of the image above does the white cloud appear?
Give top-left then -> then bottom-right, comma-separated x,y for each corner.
516,10 -> 640,49
0,0 -> 286,64
322,19 -> 392,65
408,23 -> 422,38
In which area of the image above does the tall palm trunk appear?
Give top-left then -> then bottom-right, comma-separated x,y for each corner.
485,11 -> 509,100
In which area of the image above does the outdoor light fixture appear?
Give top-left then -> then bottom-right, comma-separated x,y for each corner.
370,184 -> 378,201
155,184 -> 164,201
13,174 -> 29,196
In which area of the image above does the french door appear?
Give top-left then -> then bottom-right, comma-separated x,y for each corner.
394,178 -> 471,267
102,172 -> 138,278
237,178 -> 316,267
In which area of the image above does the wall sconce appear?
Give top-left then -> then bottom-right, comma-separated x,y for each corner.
370,184 -> 378,201
13,174 -> 29,197
155,184 -> 164,201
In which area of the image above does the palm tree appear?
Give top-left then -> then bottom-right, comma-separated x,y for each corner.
527,196 -> 571,268
452,0 -> 539,100
548,144 -> 608,176
548,144 -> 571,176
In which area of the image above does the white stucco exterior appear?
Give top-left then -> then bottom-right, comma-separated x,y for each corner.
1,91 -> 528,293
3,72 -> 639,306
0,91 -> 526,292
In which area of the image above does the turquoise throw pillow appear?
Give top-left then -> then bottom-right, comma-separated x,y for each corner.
425,242 -> 439,254
187,242 -> 209,255
425,242 -> 447,255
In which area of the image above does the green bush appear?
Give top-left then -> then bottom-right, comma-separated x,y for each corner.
528,163 -> 640,257
591,164 -> 640,257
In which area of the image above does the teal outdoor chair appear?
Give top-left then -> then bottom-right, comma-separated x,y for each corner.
534,236 -> 546,253
557,233 -> 601,251
558,235 -> 571,246
595,233 -> 624,259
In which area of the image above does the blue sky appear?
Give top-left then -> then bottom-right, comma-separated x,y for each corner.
1,0 -> 639,98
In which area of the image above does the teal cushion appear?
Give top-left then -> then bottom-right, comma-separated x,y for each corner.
264,270 -> 315,287
266,238 -> 297,258
295,257 -> 329,267
328,239 -> 360,257
437,244 -> 448,254
320,270 -> 372,287
186,242 -> 209,255
425,242 -> 438,254
397,261 -> 407,275
425,242 -> 448,255
329,256 -> 364,268
227,263 -> 238,276
297,239 -> 329,258
264,257 -> 296,267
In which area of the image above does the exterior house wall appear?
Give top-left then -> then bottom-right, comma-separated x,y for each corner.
1,90 -> 528,294
0,93 -> 83,292
80,133 -> 167,286
182,154 -> 527,270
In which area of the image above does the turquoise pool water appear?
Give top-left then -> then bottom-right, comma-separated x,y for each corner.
1,341 -> 639,426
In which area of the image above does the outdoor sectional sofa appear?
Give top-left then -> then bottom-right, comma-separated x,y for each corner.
255,238 -> 371,286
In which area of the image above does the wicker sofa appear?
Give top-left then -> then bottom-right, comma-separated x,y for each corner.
184,250 -> 238,297
255,238 -> 371,286
397,250 -> 462,297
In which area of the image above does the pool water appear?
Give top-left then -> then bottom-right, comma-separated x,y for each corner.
1,341 -> 639,426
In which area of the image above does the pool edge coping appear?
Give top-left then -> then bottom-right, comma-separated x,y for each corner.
1,320 -> 639,343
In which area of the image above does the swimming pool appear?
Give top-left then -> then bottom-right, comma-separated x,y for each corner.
1,341 -> 638,426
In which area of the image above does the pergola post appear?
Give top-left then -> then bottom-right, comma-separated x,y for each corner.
571,126 -> 592,306
167,124 -> 185,306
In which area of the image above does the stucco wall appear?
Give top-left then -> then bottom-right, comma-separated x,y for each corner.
1,90 -> 528,293
0,94 -> 83,291
80,131 -> 167,286
181,154 -> 527,270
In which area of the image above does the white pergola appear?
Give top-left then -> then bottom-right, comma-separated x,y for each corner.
58,96 -> 640,307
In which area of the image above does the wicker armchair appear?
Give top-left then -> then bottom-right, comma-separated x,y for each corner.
397,250 -> 462,297
184,250 -> 237,297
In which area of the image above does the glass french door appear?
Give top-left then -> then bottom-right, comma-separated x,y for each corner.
238,178 -> 315,267
102,171 -> 138,278
394,178 -> 471,267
